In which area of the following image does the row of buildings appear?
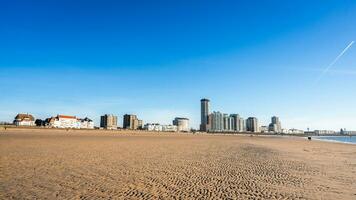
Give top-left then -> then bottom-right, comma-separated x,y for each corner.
142,118 -> 190,132
10,100 -> 349,134
13,113 -> 190,132
200,99 -> 282,133
100,114 -> 189,132
14,114 -> 94,129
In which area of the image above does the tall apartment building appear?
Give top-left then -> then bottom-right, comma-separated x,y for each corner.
268,116 -> 282,133
210,111 -> 224,132
200,98 -> 210,131
100,114 -> 118,129
223,114 -> 234,131
239,118 -> 246,132
246,117 -> 259,132
230,114 -> 244,132
123,114 -> 142,130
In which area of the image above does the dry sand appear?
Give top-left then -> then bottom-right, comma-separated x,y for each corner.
0,129 -> 355,199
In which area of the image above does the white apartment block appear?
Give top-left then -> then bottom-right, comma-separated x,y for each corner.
144,123 -> 178,132
48,115 -> 94,129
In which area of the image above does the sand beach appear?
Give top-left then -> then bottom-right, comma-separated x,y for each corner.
0,129 -> 355,199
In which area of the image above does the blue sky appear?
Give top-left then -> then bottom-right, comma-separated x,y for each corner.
1,0 -> 355,130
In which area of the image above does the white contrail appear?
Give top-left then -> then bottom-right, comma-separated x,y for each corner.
315,41 -> 354,83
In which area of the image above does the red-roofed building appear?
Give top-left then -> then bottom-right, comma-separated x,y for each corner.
46,115 -> 94,129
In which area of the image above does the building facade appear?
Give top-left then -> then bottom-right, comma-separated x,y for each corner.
239,118 -> 246,132
200,98 -> 210,132
246,117 -> 259,132
144,123 -> 178,132
79,117 -> 95,129
100,114 -> 118,129
210,111 -> 224,132
46,115 -> 94,129
172,117 -> 190,132
52,115 -> 78,128
268,116 -> 282,133
314,130 -> 336,135
13,113 -> 35,126
282,129 -> 304,134
123,114 -> 142,130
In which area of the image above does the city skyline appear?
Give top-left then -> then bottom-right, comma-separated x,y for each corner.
3,97 -> 350,132
1,1 -> 356,130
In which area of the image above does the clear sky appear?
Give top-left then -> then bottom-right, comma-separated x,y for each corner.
1,0 -> 355,130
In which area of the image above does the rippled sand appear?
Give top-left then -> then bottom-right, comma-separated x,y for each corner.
1,129 -> 355,199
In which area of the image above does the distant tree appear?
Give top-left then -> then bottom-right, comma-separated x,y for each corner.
35,119 -> 44,126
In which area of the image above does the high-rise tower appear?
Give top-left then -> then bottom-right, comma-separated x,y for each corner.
246,117 -> 259,132
200,98 -> 210,131
269,116 -> 282,133
100,114 -> 118,129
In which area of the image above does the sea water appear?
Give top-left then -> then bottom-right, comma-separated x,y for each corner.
312,136 -> 356,144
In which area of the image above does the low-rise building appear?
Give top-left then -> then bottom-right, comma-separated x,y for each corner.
79,117 -> 94,129
260,126 -> 269,133
52,115 -> 78,128
46,115 -> 94,129
13,113 -> 35,126
144,123 -> 178,132
144,123 -> 162,131
315,130 -> 336,135
281,129 -> 304,134
172,117 -> 189,132
162,125 -> 178,132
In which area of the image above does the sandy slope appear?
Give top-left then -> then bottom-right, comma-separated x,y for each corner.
0,129 -> 355,199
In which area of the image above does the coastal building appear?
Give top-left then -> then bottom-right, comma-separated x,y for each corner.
44,117 -> 56,127
268,116 -> 282,133
144,123 -> 162,131
230,114 -> 246,132
239,118 -> 246,132
123,114 -> 142,130
246,117 -> 259,132
260,126 -> 269,133
52,115 -> 78,128
100,114 -> 118,129
13,113 -> 35,126
282,129 -> 304,134
162,125 -> 178,132
223,114 -> 232,131
172,117 -> 190,132
230,114 -> 238,131
79,117 -> 95,129
200,98 -> 210,132
210,111 -> 224,132
46,115 -> 94,129
340,129 -> 356,135
314,130 -> 336,135
138,119 -> 143,129
144,123 -> 178,132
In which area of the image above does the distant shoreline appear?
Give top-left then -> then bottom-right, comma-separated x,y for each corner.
1,126 -> 355,137
312,135 -> 356,145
